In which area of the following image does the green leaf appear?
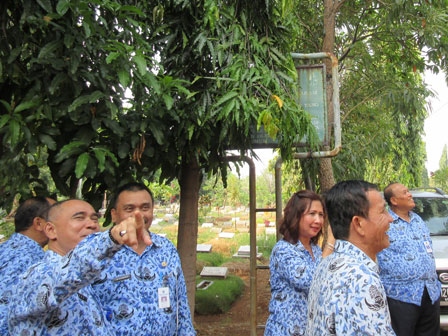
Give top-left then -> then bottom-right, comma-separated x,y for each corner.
54,141 -> 86,163
118,142 -> 130,159
7,47 -> 21,64
14,99 -> 40,113
88,91 -> 104,103
118,69 -> 130,88
75,153 -> 89,178
162,94 -> 174,110
36,0 -> 52,12
145,73 -> 161,94
49,73 -> 67,94
39,134 -> 57,151
0,115 -> 10,129
93,148 -> 106,172
68,95 -> 90,112
105,151 -> 119,167
148,125 -> 164,145
0,100 -> 11,112
222,99 -> 235,117
83,21 -> 91,38
216,91 -> 238,106
119,5 -> 145,16
9,120 -> 20,147
38,41 -> 60,60
56,0 -> 70,15
133,54 -> 147,76
106,52 -> 120,64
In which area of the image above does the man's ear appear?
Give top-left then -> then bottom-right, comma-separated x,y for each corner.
32,217 -> 46,232
390,195 -> 397,207
350,215 -> 366,237
111,208 -> 117,224
44,221 -> 57,240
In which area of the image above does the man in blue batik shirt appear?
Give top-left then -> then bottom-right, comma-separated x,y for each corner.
377,183 -> 440,336
92,182 -> 196,336
8,199 -> 152,335
0,196 -> 54,335
306,180 -> 396,335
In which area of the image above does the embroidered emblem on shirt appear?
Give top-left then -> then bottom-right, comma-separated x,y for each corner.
36,284 -> 50,306
116,304 -> 134,320
328,258 -> 344,272
326,313 -> 336,335
364,285 -> 385,311
45,307 -> 69,328
134,266 -> 155,281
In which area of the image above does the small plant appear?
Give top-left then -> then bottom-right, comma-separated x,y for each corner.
0,210 -> 14,240
195,275 -> 244,315
197,252 -> 227,267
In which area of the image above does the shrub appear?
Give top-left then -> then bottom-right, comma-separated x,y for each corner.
197,252 -> 226,267
195,275 -> 244,315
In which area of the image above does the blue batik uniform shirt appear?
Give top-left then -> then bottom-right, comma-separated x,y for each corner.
305,240 -> 395,335
8,231 -> 122,335
92,232 -> 195,336
265,239 -> 322,336
377,209 -> 441,305
0,233 -> 45,335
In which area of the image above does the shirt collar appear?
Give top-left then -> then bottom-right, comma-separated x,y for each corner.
11,232 -> 42,249
388,208 -> 416,223
334,239 -> 380,273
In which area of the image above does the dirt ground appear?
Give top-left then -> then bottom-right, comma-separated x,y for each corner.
194,260 -> 271,336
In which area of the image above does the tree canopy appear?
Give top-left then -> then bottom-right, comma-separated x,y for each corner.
0,0 -> 315,210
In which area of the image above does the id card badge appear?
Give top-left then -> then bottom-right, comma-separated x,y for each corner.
158,287 -> 171,309
424,241 -> 433,254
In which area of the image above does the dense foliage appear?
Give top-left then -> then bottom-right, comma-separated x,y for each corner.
0,0 -> 314,211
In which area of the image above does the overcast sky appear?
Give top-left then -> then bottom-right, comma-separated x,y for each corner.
424,70 -> 448,173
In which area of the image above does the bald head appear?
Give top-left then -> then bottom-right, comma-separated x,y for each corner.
45,199 -> 100,256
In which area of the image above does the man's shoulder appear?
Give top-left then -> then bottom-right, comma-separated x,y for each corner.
150,232 -> 177,250
0,235 -> 44,274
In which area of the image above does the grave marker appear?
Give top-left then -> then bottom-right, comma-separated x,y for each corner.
200,266 -> 228,279
197,244 -> 213,253
218,232 -> 235,239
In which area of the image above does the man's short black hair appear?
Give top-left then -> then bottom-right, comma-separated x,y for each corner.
14,197 -> 52,233
325,180 -> 378,240
383,182 -> 398,207
112,182 -> 154,208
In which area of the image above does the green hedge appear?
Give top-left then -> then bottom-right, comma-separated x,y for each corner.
195,275 -> 244,315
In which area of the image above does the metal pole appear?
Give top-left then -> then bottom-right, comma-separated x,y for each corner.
275,157 -> 283,241
225,155 -> 257,335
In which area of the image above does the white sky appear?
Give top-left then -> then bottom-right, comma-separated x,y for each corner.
424,70 -> 448,173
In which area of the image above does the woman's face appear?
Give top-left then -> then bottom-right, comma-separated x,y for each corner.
298,200 -> 324,240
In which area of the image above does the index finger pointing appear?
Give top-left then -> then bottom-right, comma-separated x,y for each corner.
134,211 -> 144,229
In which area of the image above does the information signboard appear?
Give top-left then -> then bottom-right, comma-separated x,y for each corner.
250,64 -> 328,148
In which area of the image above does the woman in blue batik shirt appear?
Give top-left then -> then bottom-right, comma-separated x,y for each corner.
264,190 -> 335,336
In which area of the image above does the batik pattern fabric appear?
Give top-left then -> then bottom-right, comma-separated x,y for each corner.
305,240 -> 395,336
0,233 -> 45,335
377,210 -> 441,305
8,231 -> 121,335
92,232 -> 195,336
264,239 -> 322,336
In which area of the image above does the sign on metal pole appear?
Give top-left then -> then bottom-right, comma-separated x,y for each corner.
297,64 -> 328,145
250,52 -> 341,158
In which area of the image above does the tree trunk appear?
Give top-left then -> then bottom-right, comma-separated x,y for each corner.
177,156 -> 201,322
319,0 -> 338,193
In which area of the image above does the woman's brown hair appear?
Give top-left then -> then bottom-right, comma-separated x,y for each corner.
279,190 -> 326,245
